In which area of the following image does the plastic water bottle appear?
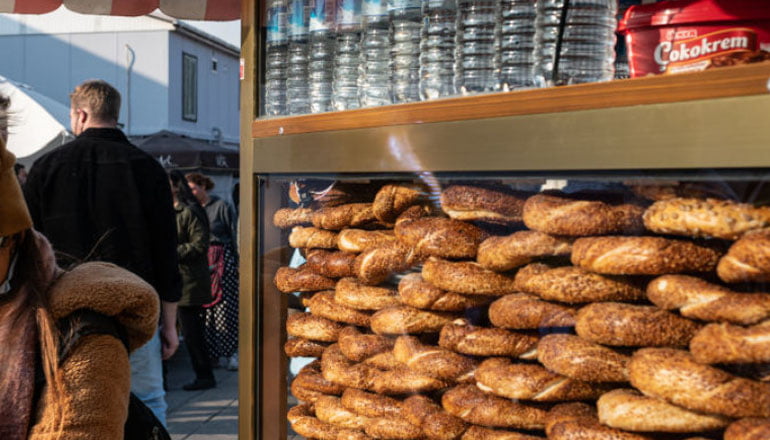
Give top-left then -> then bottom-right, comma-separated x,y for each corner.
390,0 -> 422,103
287,0 -> 310,114
308,0 -> 336,113
265,0 -> 288,116
455,0 -> 501,95
359,0 -> 392,107
534,0 -> 617,87
333,0 -> 363,111
420,0 -> 456,100
500,0 -> 537,90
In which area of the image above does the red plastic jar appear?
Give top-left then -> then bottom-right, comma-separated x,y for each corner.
619,0 -> 770,77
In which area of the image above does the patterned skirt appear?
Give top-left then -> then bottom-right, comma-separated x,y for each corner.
204,243 -> 239,358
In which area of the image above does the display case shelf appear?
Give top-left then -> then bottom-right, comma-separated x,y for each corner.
252,62 -> 770,139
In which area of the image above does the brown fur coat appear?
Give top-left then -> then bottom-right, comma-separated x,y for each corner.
29,259 -> 159,439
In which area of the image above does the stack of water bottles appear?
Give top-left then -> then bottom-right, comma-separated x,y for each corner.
263,0 -> 622,117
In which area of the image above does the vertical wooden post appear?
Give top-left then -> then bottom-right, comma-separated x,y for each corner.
238,0 -> 257,438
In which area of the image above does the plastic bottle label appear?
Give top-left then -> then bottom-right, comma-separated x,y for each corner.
310,0 -> 331,32
363,0 -> 388,17
388,0 -> 420,13
424,0 -> 454,10
337,0 -> 362,25
289,0 -> 310,37
267,5 -> 288,43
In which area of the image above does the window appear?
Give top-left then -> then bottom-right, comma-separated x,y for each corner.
182,53 -> 198,122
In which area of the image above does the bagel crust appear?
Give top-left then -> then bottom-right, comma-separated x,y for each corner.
274,266 -> 337,293
422,257 -> 518,296
647,275 -> 770,325
643,197 -> 770,240
690,321 -> 770,364
477,230 -> 574,272
395,216 -> 487,259
571,236 -> 722,275
575,302 -> 701,347
402,395 -> 468,440
373,184 -> 425,223
305,249 -> 358,278
515,263 -> 646,304
489,293 -> 577,330
475,358 -> 613,402
311,203 -> 377,230
290,226 -> 339,249
273,207 -> 313,228
337,326 -> 395,363
442,384 -> 548,430
440,184 -> 529,226
537,334 -> 629,383
291,360 -> 345,403
363,416 -> 423,440
597,388 -> 731,433
285,337 -> 330,358
461,425 -> 546,440
335,277 -> 400,311
724,417 -> 770,440
341,388 -> 404,419
522,193 -> 645,236
315,395 -> 371,430
337,229 -> 397,253
321,344 -> 379,390
393,335 -> 477,383
371,368 -> 450,395
718,228 -> 770,283
398,273 -> 494,312
287,312 -> 345,342
439,318 -> 539,358
545,402 -> 654,440
628,348 -> 770,418
308,291 -> 373,327
354,243 -> 419,286
370,305 -> 457,335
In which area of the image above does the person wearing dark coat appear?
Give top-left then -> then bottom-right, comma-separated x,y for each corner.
22,80 -> 180,424
170,170 -> 216,390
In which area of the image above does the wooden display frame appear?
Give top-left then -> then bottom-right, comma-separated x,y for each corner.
238,1 -> 770,439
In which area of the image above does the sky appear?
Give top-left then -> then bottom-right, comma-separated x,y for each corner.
182,19 -> 241,48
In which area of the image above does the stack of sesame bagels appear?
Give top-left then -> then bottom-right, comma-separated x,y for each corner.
273,181 -> 770,440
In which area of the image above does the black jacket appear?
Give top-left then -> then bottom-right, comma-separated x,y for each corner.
24,128 -> 182,302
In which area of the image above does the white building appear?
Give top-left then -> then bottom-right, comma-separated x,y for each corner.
0,7 -> 240,145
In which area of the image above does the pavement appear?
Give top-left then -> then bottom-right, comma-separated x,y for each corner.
164,344 -> 239,440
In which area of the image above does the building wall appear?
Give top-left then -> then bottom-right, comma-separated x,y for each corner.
168,32 -> 239,144
0,29 -> 170,136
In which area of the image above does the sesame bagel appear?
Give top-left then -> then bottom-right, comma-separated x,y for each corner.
571,236 -> 722,275
522,193 -> 645,236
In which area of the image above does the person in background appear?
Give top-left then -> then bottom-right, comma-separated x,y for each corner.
169,170 -> 217,390
186,172 -> 239,371
23,80 -> 181,425
13,163 -> 26,186
0,93 -> 8,143
0,132 -> 159,440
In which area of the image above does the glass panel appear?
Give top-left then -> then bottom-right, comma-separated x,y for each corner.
256,169 -> 770,439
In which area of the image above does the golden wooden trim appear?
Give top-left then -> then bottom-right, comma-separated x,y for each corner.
251,94 -> 770,173
252,62 -> 770,139
238,0 -> 258,439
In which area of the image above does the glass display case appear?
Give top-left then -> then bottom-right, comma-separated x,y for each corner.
238,2 -> 770,440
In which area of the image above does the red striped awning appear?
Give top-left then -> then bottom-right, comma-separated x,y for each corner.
0,0 -> 240,20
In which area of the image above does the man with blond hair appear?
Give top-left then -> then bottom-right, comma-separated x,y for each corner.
23,79 -> 181,426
